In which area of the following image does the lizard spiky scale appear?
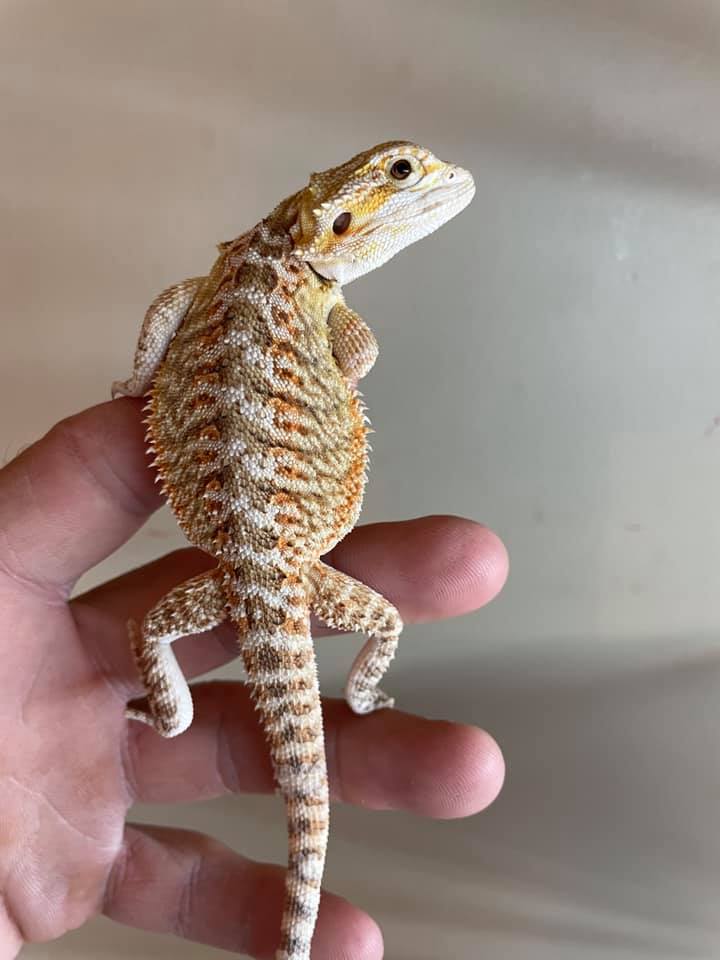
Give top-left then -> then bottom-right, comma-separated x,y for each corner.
114,141 -> 474,960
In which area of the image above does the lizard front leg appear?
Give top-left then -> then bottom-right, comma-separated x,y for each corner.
327,301 -> 379,382
126,568 -> 230,737
308,560 -> 401,714
112,276 -> 205,398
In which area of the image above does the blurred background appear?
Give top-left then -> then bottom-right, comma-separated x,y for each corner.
3,1 -> 720,957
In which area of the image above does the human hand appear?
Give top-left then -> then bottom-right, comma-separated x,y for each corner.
0,399 -> 508,959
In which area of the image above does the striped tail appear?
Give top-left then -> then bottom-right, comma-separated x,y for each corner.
240,595 -> 329,960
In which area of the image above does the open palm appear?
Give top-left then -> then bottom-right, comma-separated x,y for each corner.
0,399 -> 507,959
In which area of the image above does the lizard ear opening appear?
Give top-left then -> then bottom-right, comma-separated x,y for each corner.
291,192 -> 353,259
332,212 -> 352,235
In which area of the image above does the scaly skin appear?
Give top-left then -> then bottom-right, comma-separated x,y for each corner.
113,141 -> 475,960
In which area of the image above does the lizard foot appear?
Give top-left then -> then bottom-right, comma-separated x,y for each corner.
111,378 -> 141,399
346,683 -> 395,715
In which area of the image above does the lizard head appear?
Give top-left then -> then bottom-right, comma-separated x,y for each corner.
290,141 -> 475,284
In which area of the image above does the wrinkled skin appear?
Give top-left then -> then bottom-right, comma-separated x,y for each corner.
0,399 -> 507,958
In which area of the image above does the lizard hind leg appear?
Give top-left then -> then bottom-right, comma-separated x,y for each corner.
126,567 -> 229,737
309,561 -> 402,715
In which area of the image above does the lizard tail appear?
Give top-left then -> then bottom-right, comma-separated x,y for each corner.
240,594 -> 328,960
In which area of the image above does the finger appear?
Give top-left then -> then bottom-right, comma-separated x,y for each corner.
325,514 -> 509,622
73,515 -> 509,692
0,399 -> 160,595
124,681 -> 505,818
0,903 -> 21,957
104,824 -> 383,960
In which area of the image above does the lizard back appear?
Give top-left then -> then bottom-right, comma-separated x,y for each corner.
147,216 -> 368,570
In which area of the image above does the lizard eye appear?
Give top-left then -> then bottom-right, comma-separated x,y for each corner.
390,158 -> 412,180
332,211 -> 352,235
386,156 -> 423,187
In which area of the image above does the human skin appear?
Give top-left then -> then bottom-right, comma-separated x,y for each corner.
0,398 -> 508,959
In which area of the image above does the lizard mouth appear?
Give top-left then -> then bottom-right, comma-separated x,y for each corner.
415,173 -> 476,218
355,175 -> 475,245
396,180 -> 475,234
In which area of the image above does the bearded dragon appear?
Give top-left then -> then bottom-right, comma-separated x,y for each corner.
112,141 -> 475,960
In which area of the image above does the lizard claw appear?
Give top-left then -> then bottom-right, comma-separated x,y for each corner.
111,378 -> 132,399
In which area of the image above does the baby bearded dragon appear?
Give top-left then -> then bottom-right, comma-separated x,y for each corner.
112,141 -> 474,960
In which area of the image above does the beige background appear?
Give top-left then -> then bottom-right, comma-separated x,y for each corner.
3,1 -> 720,957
